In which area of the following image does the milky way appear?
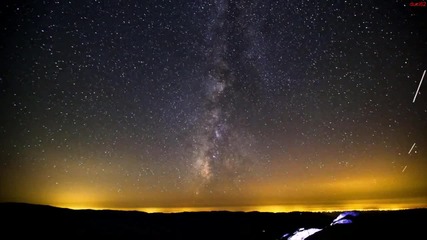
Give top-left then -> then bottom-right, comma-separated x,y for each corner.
192,0 -> 265,190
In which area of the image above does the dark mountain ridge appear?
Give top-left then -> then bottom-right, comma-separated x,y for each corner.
1,202 -> 426,239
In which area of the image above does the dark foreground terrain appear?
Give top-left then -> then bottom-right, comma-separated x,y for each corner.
1,203 -> 426,239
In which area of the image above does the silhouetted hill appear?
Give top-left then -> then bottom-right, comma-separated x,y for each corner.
1,202 -> 426,239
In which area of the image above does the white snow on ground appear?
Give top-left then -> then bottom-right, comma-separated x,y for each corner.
283,228 -> 322,240
331,211 -> 359,226
282,211 -> 360,239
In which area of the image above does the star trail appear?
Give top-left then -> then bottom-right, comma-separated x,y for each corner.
0,0 -> 426,212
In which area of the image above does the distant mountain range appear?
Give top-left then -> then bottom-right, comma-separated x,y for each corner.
1,202 -> 425,239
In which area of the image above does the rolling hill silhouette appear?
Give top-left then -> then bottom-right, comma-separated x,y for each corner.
1,202 -> 425,239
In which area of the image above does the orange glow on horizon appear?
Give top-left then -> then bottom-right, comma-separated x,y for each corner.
55,198 -> 427,213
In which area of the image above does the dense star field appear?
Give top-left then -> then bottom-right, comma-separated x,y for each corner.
0,0 -> 426,211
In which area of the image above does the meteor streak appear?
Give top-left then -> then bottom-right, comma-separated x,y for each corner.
413,70 -> 426,103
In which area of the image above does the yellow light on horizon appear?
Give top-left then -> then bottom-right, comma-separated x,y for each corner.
54,197 -> 427,213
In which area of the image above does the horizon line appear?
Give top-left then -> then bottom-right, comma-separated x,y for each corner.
4,201 -> 426,214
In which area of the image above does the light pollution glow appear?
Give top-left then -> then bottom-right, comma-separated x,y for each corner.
2,152 -> 426,212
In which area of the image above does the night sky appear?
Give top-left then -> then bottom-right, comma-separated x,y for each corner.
1,0 -> 426,212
